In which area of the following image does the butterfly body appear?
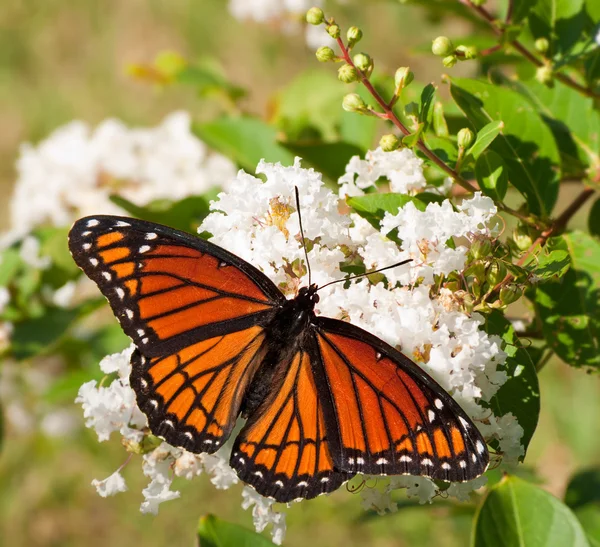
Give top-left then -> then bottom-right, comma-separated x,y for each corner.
69,214 -> 489,503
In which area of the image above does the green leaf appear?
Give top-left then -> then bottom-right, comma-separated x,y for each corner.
193,117 -> 295,172
197,514 -> 274,547
589,198 -> 600,237
433,101 -> 449,138
449,78 -> 560,217
473,475 -> 591,547
475,150 -> 508,201
0,248 -> 22,286
485,312 -> 540,457
423,135 -> 458,165
11,300 -> 103,361
467,120 -> 504,160
280,141 -> 363,182
177,61 -> 246,103
565,469 -> 600,510
496,76 -> 600,176
511,0 -> 537,23
531,249 -> 572,281
109,194 -> 215,233
575,504 -> 600,547
534,231 -> 600,368
419,84 -> 436,129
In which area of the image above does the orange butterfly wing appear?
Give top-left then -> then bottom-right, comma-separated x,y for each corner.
231,349 -> 352,502
69,216 -> 284,451
313,318 -> 489,482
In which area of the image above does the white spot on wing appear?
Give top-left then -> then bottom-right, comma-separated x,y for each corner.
376,458 -> 388,465
149,399 -> 158,408
441,462 -> 451,470
238,457 -> 245,464
163,419 -> 174,428
348,458 -> 355,465
472,453 -> 477,463
145,233 -> 158,240
459,417 -> 470,429
435,399 -> 443,409
275,480 -> 284,487
459,460 -> 466,468
297,481 -> 308,487
320,477 -> 329,483
89,258 -> 98,266
184,432 -> 193,440
115,221 -> 131,227
139,245 -> 151,253
102,272 -> 112,281
82,231 -> 91,237
140,378 -> 148,388
356,457 -> 365,465
428,410 -> 436,422
82,243 -> 91,250
125,309 -> 134,320
476,440 -> 485,454
86,219 -> 99,227
254,471 -> 263,478
399,455 -> 412,463
116,287 -> 125,299
421,458 -> 433,466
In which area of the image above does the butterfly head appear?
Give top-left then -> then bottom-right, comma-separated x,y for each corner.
297,284 -> 320,306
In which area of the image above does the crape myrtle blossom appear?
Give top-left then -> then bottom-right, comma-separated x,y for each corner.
7,111 -> 235,244
77,156 -> 523,543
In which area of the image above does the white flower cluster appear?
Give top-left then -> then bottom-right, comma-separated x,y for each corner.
339,147 -> 428,197
77,155 -> 522,542
8,111 -> 235,243
227,0 -> 335,50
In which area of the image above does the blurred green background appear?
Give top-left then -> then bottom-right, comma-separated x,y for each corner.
0,1 -> 598,546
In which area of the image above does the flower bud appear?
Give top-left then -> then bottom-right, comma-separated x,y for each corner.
463,46 -> 479,60
462,292 -> 474,314
536,65 -> 554,86
513,224 -> 533,251
442,55 -> 457,68
379,133 -> 400,152
394,67 -> 414,90
316,46 -> 336,62
338,63 -> 358,83
327,24 -> 340,39
353,52 -> 372,73
470,238 -> 492,260
457,127 -> 475,149
306,7 -> 325,25
432,36 -> 454,57
499,284 -> 523,306
486,260 -> 508,286
347,26 -> 363,46
535,37 -> 550,54
342,93 -> 367,113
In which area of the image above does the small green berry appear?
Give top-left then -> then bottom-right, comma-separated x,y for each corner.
464,46 -> 479,60
457,127 -> 475,149
353,52 -> 373,73
513,225 -> 533,251
380,133 -> 400,152
342,93 -> 367,113
316,46 -> 336,62
432,36 -> 454,57
327,24 -> 340,39
394,67 -> 414,90
338,63 -> 358,83
442,55 -> 457,68
486,260 -> 508,286
306,7 -> 325,25
347,26 -> 363,46
535,37 -> 550,54
536,65 -> 554,86
470,238 -> 492,260
499,284 -> 523,305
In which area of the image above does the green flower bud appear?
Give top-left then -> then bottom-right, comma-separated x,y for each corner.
462,292 -> 475,314
338,63 -> 358,83
536,65 -> 554,86
306,7 -> 325,25
470,238 -> 492,260
347,26 -> 363,46
342,93 -> 367,113
442,55 -> 457,68
353,52 -> 372,73
472,279 -> 482,299
432,36 -> 454,57
486,260 -> 508,286
457,127 -> 475,149
445,280 -> 461,292
316,46 -> 336,62
535,37 -> 550,54
499,284 -> 523,306
513,225 -> 533,251
379,133 -> 400,152
327,24 -> 340,39
464,46 -> 479,60
394,67 -> 414,90
464,260 -> 486,281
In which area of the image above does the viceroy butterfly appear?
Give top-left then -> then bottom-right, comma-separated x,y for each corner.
68,198 -> 489,503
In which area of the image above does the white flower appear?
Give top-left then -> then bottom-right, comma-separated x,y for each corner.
8,112 -> 235,238
229,0 -> 319,24
360,484 -> 398,515
52,281 -> 77,308
201,452 -> 240,490
92,470 -> 128,498
19,236 -> 51,270
241,487 -> 287,545
447,475 -> 488,502
339,147 -> 427,197
389,476 -> 438,504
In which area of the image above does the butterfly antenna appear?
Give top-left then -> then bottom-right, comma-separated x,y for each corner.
317,259 -> 413,291
295,186 -> 312,285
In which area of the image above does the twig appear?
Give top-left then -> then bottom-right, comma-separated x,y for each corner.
459,0 -> 599,99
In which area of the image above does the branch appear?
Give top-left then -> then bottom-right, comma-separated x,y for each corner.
334,37 -> 533,225
459,0 -> 600,100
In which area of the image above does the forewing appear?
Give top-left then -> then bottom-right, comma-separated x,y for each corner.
132,325 -> 267,453
231,349 -> 352,502
313,317 -> 489,482
68,215 -> 284,355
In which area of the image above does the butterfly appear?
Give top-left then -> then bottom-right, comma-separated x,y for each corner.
68,210 -> 489,503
